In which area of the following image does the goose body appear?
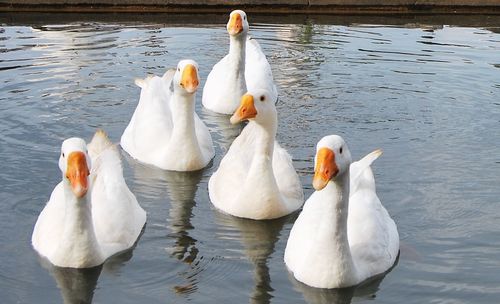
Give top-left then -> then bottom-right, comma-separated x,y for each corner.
32,130 -> 146,268
121,59 -> 214,171
208,89 -> 303,220
284,135 -> 399,288
202,10 -> 277,114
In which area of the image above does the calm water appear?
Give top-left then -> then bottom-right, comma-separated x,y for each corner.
1,13 -> 499,304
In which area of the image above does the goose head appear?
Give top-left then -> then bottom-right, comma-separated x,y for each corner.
313,135 -> 352,191
230,89 -> 276,126
227,10 -> 249,37
173,59 -> 200,95
59,138 -> 91,198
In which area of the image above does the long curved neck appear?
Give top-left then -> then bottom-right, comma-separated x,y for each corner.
250,118 -> 277,158
56,179 -> 102,267
322,172 -> 358,285
169,91 -> 202,158
245,119 -> 278,192
228,34 -> 247,95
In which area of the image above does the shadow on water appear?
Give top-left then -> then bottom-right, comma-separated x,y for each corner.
163,169 -> 205,295
290,254 -> 400,304
125,156 -> 207,295
162,169 -> 203,264
291,272 -> 384,304
215,213 -> 289,304
128,161 -> 204,263
47,265 -> 102,304
40,244 -> 140,304
2,10 -> 500,303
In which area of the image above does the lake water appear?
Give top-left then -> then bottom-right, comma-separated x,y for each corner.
1,13 -> 499,304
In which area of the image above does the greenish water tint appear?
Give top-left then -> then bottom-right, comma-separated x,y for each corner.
0,13 -> 499,304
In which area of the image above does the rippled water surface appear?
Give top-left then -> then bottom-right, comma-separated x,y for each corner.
1,13 -> 499,304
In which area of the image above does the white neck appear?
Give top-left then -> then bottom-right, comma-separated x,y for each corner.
169,90 -> 203,164
250,118 -> 276,158
240,120 -> 284,218
228,34 -> 247,97
320,172 -> 359,286
54,178 -> 103,267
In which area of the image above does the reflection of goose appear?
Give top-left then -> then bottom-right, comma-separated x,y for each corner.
164,170 -> 204,295
215,213 -> 287,304
48,265 -> 102,304
209,90 -> 304,220
285,135 -> 399,289
201,107 -> 243,153
125,159 -> 204,294
124,157 -> 203,263
43,243 -> 139,304
32,130 -> 146,268
202,10 -> 277,114
121,60 -> 214,171
291,264 -> 393,304
163,170 -> 203,263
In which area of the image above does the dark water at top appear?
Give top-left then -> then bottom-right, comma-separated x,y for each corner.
0,13 -> 499,304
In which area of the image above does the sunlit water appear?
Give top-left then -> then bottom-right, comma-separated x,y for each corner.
1,13 -> 499,304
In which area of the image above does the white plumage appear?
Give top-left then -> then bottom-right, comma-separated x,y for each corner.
32,130 -> 146,268
121,59 -> 214,171
285,135 -> 399,288
208,89 -> 303,220
202,10 -> 277,114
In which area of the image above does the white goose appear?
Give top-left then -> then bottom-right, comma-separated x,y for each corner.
32,130 -> 146,268
208,89 -> 303,220
284,135 -> 399,288
202,10 -> 277,114
121,59 -> 214,171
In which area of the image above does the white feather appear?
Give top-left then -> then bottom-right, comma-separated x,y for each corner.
121,60 -> 214,171
32,130 -> 146,268
285,135 -> 399,288
202,11 -> 277,114
208,89 -> 303,220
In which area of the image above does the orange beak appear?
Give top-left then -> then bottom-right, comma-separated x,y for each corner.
227,13 -> 243,36
66,151 -> 90,198
313,148 -> 338,191
230,94 -> 257,124
180,64 -> 199,94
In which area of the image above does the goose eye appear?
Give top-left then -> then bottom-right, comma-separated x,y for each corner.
260,95 -> 265,102
339,147 -> 343,154
244,16 -> 246,20
177,68 -> 180,72
62,152 -> 65,157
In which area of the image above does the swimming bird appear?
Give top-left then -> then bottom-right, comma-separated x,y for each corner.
202,10 -> 277,114
284,135 -> 399,288
208,89 -> 303,220
32,130 -> 146,268
121,59 -> 214,171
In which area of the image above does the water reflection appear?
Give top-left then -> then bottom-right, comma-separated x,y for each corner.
215,213 -> 288,304
201,108 -> 243,152
125,156 -> 205,296
40,237 -> 141,304
164,169 -> 205,295
292,272 -> 384,304
291,255 -> 400,304
47,265 -> 102,304
163,170 -> 203,264
2,16 -> 500,304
